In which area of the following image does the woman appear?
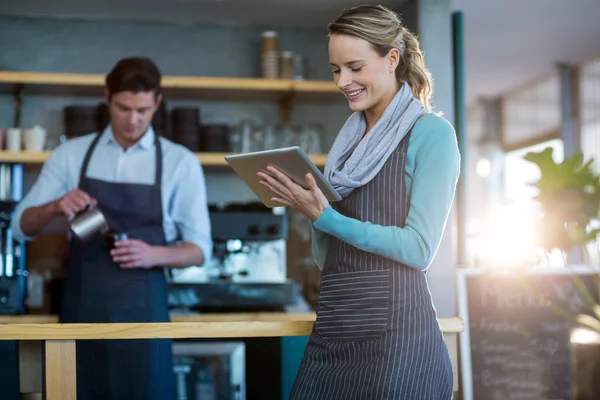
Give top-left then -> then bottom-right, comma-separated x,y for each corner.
258,4 -> 459,399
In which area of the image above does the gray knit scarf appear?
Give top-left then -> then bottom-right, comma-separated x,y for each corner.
324,81 -> 427,198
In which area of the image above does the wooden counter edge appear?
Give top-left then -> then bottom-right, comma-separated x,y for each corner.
0,313 -> 317,324
0,321 -> 314,340
0,317 -> 463,340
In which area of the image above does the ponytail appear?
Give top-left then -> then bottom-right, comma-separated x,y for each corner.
395,29 -> 433,111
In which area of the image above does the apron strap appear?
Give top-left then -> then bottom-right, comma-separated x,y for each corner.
78,132 -> 103,188
153,133 -> 163,189
400,127 -> 412,227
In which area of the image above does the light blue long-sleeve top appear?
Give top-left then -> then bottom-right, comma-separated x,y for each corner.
311,113 -> 460,271
11,125 -> 213,264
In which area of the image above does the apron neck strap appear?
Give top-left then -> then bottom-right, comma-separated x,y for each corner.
79,132 -> 103,187
153,133 -> 162,188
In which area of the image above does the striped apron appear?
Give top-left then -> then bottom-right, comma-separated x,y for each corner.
289,130 -> 453,399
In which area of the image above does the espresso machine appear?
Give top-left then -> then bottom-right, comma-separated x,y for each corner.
0,164 -> 27,315
168,202 -> 299,311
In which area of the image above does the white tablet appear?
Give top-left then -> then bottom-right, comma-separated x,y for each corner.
224,146 -> 342,208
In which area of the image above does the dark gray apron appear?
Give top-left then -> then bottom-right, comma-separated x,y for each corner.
59,132 -> 174,400
290,129 -> 453,399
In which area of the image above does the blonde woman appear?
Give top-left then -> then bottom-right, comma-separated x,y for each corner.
258,4 -> 459,399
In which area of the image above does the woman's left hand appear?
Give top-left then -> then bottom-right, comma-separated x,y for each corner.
257,165 -> 329,222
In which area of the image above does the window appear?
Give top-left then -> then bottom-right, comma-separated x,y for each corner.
470,139 -> 565,269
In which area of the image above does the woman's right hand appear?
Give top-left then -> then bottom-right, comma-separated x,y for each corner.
51,189 -> 97,217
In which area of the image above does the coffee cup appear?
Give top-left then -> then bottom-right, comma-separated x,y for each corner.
105,231 -> 128,249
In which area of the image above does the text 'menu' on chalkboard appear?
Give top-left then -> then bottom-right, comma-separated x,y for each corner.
458,267 -> 598,400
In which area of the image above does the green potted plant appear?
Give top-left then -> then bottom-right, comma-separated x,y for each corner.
525,146 -> 600,400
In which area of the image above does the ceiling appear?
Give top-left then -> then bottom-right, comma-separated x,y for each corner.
1,0 -> 599,106
452,0 -> 600,105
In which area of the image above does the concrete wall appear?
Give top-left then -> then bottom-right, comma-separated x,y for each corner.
0,15 -> 351,205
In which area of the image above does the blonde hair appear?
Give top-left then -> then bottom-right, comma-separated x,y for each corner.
328,4 -> 433,111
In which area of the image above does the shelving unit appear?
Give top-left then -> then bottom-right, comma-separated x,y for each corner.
0,150 -> 328,167
0,70 -> 339,167
0,71 -> 341,101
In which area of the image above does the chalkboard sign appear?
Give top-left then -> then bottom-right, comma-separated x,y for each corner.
458,267 -> 598,400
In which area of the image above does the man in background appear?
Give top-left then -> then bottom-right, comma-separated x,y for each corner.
11,57 -> 212,399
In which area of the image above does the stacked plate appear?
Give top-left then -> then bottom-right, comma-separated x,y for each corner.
201,124 -> 230,152
64,106 -> 99,139
97,103 -> 110,132
171,108 -> 200,151
152,100 -> 169,139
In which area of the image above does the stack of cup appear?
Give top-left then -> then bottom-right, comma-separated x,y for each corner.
261,31 -> 280,79
24,125 -> 47,152
6,128 -> 21,152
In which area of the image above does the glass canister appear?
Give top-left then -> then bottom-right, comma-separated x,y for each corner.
280,51 -> 295,79
293,54 -> 307,80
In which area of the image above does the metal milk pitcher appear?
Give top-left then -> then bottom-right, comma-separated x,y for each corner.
69,204 -> 110,242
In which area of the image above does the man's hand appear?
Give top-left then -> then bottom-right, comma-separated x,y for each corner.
111,238 -> 162,269
51,189 -> 97,217
19,189 -> 98,238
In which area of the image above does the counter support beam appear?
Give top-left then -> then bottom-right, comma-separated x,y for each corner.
45,340 -> 76,400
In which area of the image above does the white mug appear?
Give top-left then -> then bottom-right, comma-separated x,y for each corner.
6,128 -> 21,152
24,126 -> 47,152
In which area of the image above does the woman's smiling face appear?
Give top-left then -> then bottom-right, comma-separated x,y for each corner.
328,33 -> 400,115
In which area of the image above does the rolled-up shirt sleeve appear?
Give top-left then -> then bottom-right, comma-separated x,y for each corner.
11,146 -> 70,242
168,153 -> 213,264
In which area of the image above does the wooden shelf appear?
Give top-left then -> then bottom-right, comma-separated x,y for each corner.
0,71 -> 342,101
0,150 -> 328,167
0,71 -> 335,164
0,151 -> 48,163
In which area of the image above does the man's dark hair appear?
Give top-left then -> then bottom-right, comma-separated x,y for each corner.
105,57 -> 162,100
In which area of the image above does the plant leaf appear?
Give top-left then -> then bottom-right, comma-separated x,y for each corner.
576,314 -> 600,333
594,304 -> 600,321
569,271 -> 597,311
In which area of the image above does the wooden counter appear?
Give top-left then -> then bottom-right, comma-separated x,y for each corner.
0,315 -> 463,399
0,321 -> 314,340
0,313 -> 464,333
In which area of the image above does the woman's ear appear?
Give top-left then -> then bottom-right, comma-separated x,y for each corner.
387,48 -> 401,73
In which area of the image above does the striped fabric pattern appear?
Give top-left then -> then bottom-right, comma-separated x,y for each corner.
289,130 -> 453,399
315,270 -> 391,340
